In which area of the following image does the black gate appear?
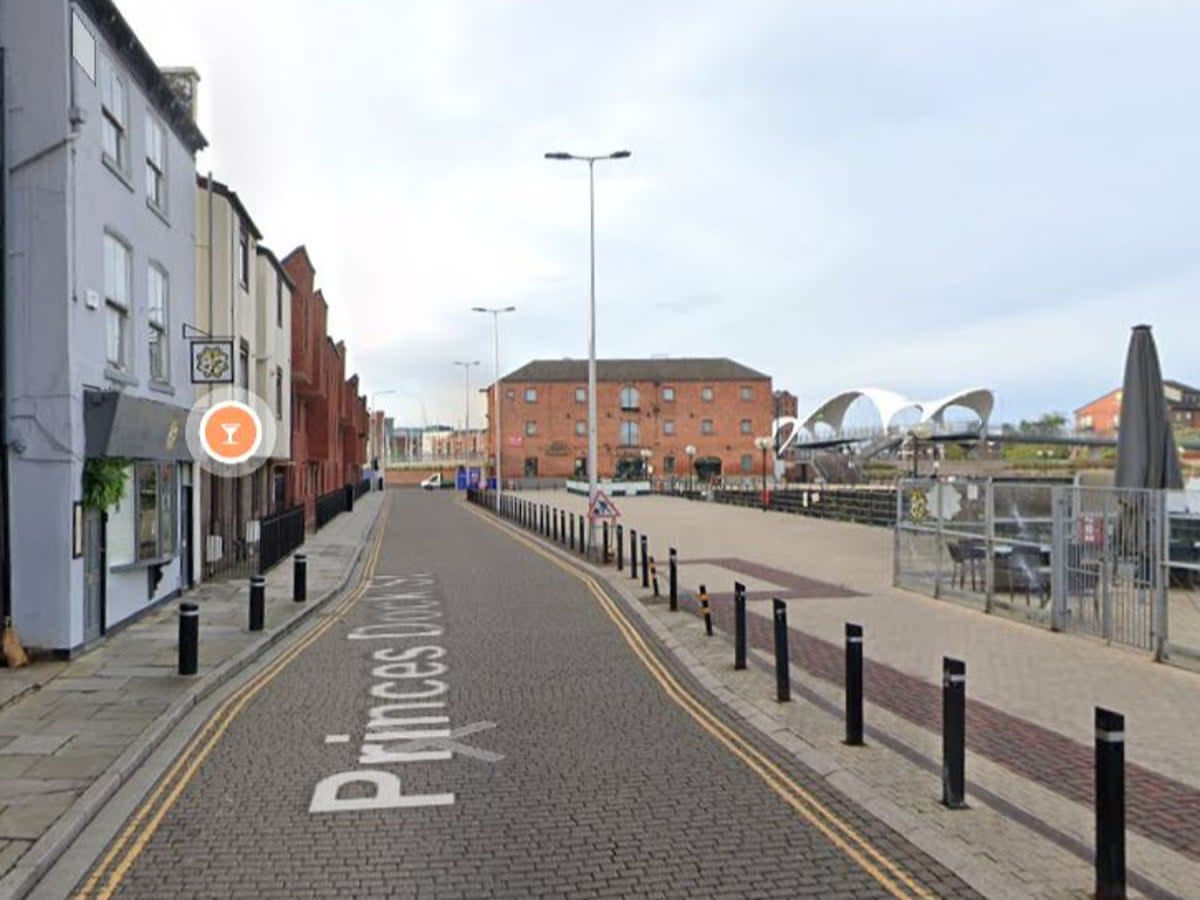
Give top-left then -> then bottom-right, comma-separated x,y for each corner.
259,504 -> 306,574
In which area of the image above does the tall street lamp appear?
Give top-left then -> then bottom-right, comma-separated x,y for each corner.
545,148 -> 631,559
754,436 -> 772,511
471,306 -> 515,510
452,361 -> 480,455
685,444 -> 697,496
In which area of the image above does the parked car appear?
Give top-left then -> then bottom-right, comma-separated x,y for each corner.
420,472 -> 442,490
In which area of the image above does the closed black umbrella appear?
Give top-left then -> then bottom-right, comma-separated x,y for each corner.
1115,324 -> 1183,490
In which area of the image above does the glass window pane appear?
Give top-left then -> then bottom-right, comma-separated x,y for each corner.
136,464 -> 159,560
106,305 -> 124,365
158,464 -> 176,556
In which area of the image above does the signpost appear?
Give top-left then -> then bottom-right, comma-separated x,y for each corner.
588,490 -> 620,523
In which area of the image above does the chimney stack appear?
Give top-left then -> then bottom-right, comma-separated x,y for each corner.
160,66 -> 201,121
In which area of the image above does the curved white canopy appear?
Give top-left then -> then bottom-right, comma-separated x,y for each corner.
919,387 -> 994,426
800,388 -> 922,433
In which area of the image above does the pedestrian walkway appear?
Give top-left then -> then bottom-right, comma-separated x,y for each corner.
521,489 -> 1200,899
0,491 -> 384,898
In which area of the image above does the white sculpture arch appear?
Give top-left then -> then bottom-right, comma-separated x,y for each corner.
918,387 -> 994,426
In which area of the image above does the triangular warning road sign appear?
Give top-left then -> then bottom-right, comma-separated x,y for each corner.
588,490 -> 621,521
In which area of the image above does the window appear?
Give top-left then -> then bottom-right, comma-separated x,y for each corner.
574,457 -> 587,477
663,420 -> 676,436
619,386 -> 640,410
275,366 -> 284,418
701,386 -> 714,402
661,386 -> 675,402
575,387 -> 586,403
740,385 -> 753,401
575,421 -> 586,436
619,421 -> 640,446
525,420 -> 537,436
145,115 -> 166,211
136,462 -> 176,562
664,455 -> 676,474
99,57 -> 127,172
104,233 -> 131,369
741,454 -> 754,473
740,419 -> 752,434
237,228 -> 249,288
147,264 -> 169,382
239,341 -> 250,390
72,12 -> 96,82
524,388 -> 538,403
701,419 -> 714,435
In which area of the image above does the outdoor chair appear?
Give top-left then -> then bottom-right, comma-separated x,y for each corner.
1004,546 -> 1050,607
949,539 -> 984,591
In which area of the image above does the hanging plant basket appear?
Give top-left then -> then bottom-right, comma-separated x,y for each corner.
82,457 -> 132,512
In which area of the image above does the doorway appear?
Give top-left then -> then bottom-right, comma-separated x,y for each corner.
694,457 -> 723,483
83,509 -> 106,642
524,457 -> 538,477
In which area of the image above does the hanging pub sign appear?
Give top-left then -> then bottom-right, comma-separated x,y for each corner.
190,339 -> 235,384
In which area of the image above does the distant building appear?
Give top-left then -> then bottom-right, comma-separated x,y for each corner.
484,358 -> 774,482
1074,380 -> 1200,436
774,390 -> 798,420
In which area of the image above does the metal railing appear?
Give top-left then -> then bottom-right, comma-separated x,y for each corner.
894,479 -> 1200,666
258,504 -> 305,574
712,484 -> 897,528
315,486 -> 349,531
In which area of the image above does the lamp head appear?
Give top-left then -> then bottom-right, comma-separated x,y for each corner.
544,152 -> 572,160
609,150 -> 631,159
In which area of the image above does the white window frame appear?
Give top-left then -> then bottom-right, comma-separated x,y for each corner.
663,420 -> 676,436
524,420 -> 538,436
575,387 -> 586,403
701,386 -> 714,402
524,387 -> 538,403
99,56 -> 128,174
741,454 -> 754,473
701,419 -> 714,435
661,386 -> 675,402
740,419 -> 752,434
740,385 -> 753,401
104,232 -> 131,370
237,228 -> 250,289
619,386 -> 640,410
147,263 -> 169,382
574,421 -> 586,436
619,420 -> 640,446
145,114 -> 167,212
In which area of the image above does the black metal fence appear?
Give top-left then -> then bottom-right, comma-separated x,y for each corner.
258,504 -> 306,574
712,485 -> 897,528
316,486 -> 350,530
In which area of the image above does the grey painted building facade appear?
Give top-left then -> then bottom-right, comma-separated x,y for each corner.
2,0 -> 206,652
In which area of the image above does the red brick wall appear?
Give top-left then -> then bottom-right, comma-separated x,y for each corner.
1075,391 -> 1120,435
485,376 -> 773,480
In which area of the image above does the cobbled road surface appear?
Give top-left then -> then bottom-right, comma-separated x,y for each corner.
90,492 -> 979,899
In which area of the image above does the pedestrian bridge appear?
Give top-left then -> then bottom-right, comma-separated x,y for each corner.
773,387 -> 995,452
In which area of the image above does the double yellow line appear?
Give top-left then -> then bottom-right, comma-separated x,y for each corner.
74,494 -> 390,900
467,503 -> 936,900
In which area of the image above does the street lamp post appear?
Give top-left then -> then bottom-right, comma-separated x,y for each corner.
639,447 -> 652,485
452,361 -> 480,456
545,148 -> 631,559
471,307 -> 515,511
685,444 -> 696,496
754,436 -> 772,511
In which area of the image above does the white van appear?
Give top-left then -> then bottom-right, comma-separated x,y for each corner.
420,472 -> 442,490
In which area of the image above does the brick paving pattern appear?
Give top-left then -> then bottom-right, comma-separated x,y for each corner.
675,588 -> 1200,863
95,493 -> 979,899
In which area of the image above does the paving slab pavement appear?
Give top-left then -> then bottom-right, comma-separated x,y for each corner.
518,489 -> 1200,894
0,490 -> 385,899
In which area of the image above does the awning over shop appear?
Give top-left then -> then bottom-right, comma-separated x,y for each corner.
84,390 -> 193,462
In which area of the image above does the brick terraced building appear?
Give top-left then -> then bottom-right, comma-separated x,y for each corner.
485,358 -> 774,483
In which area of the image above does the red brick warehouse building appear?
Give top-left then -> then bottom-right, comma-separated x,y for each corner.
485,358 -> 775,483
282,247 -> 368,527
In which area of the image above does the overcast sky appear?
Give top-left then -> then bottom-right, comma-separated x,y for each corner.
120,0 -> 1199,429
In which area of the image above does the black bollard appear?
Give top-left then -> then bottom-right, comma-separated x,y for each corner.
249,575 -> 266,632
641,535 -> 649,589
560,510 -> 566,545
845,623 -> 864,746
630,529 -> 639,580
650,557 -> 660,597
293,552 -> 307,603
617,524 -> 624,571
553,508 -> 558,542
1095,707 -> 1126,900
942,657 -> 967,809
603,521 -> 610,563
700,584 -> 713,636
178,602 -> 199,676
570,513 -> 576,550
773,599 -> 790,702
669,548 -> 678,612
734,582 -> 747,670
